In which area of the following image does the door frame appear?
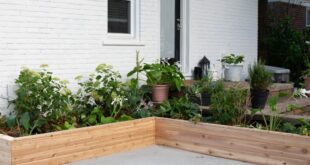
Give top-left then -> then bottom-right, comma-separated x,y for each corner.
180,0 -> 190,76
174,0 -> 181,61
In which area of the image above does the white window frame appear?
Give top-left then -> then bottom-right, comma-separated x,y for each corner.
107,0 -> 140,41
307,8 -> 310,27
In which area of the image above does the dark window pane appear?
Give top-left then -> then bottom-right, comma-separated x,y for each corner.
108,0 -> 131,34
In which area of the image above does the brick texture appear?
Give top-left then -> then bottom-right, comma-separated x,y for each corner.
268,2 -> 306,31
0,0 -> 258,115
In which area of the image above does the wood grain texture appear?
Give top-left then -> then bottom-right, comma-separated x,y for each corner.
11,118 -> 155,165
155,117 -> 310,165
0,135 -> 13,165
4,117 -> 310,165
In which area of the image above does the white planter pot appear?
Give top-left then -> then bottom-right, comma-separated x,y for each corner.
223,64 -> 243,82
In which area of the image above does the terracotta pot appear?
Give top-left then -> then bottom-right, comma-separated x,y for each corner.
152,85 -> 169,103
305,77 -> 310,90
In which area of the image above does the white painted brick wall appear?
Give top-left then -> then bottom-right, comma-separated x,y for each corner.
188,0 -> 258,80
0,0 -> 160,115
0,0 -> 258,115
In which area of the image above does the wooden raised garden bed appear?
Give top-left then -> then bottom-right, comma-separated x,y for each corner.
0,118 -> 155,165
1,117 -> 310,165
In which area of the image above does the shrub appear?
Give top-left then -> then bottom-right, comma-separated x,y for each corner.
248,61 -> 272,91
8,65 -> 75,135
265,16 -> 309,84
210,88 -> 248,125
158,97 -> 201,121
75,64 -> 130,126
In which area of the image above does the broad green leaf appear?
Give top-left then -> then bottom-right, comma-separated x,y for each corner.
6,115 -> 16,128
100,116 -> 115,124
20,112 -> 30,130
118,114 -> 133,121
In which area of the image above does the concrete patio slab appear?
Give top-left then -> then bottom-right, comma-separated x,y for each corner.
67,145 -> 253,165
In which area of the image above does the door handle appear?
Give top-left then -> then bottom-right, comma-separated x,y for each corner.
176,19 -> 181,31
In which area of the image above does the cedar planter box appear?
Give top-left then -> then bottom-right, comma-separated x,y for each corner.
0,118 -> 155,165
1,117 -> 310,165
155,118 -> 310,165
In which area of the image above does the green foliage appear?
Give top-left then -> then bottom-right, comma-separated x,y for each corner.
251,96 -> 282,131
303,59 -> 310,78
0,114 -> 5,128
187,78 -> 224,105
158,97 -> 201,121
220,54 -> 244,64
189,77 -> 213,97
79,107 -> 133,125
75,64 -> 128,126
298,119 -> 310,136
144,62 -> 184,90
265,16 -> 309,84
210,88 -> 248,125
304,27 -> 310,41
131,100 -> 154,119
281,119 -> 310,136
126,51 -> 152,112
248,61 -> 272,91
142,62 -> 184,91
9,65 -> 75,135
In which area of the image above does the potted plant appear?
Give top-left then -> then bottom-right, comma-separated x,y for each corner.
189,77 -> 213,106
143,62 -> 184,103
248,61 -> 272,109
128,60 -> 184,103
221,54 -> 245,82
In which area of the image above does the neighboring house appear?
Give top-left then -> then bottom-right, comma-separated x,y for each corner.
267,0 -> 310,30
0,0 -> 258,115
258,0 -> 310,59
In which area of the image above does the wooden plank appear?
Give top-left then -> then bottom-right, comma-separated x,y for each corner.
11,117 -> 155,165
0,135 -> 13,165
155,117 -> 310,165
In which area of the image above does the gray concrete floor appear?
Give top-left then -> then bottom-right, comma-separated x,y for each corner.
67,145 -> 253,165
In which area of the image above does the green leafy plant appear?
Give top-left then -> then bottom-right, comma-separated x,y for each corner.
265,16 -> 309,85
210,88 -> 248,125
189,77 -> 213,97
157,97 -> 201,121
298,119 -> 310,136
220,54 -> 244,64
129,61 -> 184,91
131,100 -> 154,119
75,64 -> 129,126
251,96 -> 282,131
303,59 -> 310,78
126,51 -> 152,112
248,61 -> 272,91
281,119 -> 310,136
8,65 -> 75,136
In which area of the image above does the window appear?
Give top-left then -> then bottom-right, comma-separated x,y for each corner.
307,9 -> 310,27
108,0 -> 132,34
